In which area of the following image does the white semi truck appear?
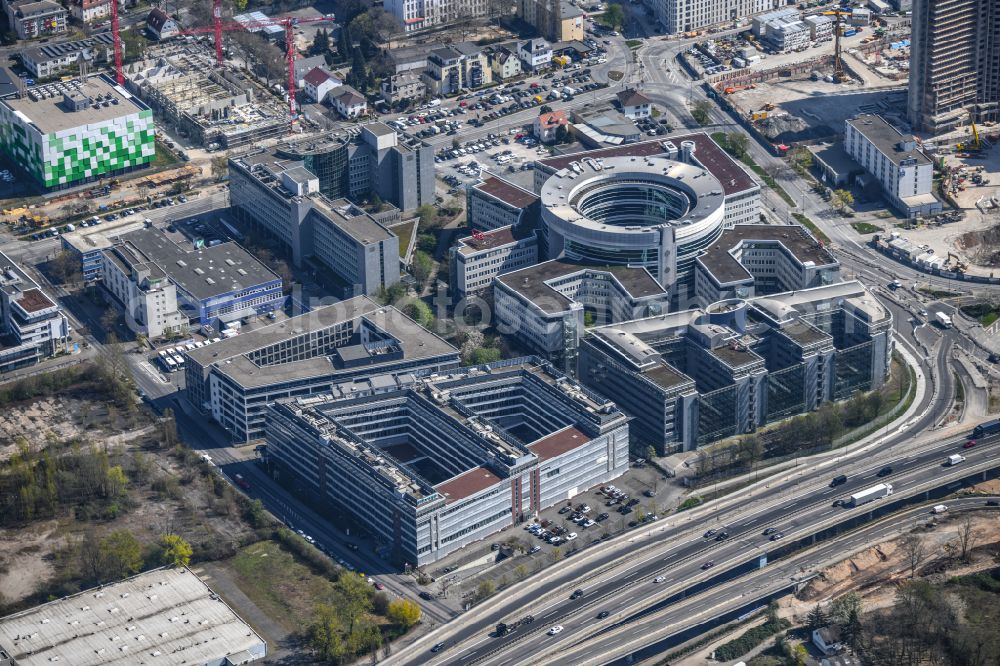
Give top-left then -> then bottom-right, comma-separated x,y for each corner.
849,483 -> 894,507
935,312 -> 953,328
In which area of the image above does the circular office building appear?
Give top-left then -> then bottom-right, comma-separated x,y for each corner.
539,153 -> 727,295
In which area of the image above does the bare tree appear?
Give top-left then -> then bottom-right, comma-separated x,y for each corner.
900,533 -> 925,579
956,514 -> 981,562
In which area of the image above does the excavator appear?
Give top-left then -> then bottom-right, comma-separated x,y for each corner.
723,84 -> 756,94
822,10 -> 854,83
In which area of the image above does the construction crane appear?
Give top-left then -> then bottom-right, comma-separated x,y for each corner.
175,0 -> 336,123
821,11 -> 853,83
956,121 -> 983,152
111,0 -> 123,84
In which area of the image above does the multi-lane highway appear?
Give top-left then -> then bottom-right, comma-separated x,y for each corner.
391,431 -> 1000,665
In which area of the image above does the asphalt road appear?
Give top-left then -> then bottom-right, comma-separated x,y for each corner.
399,430 -> 1000,664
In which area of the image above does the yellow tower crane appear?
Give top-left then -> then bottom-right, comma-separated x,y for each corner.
822,11 -> 854,83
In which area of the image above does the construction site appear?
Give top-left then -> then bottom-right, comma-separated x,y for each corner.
125,43 -> 288,149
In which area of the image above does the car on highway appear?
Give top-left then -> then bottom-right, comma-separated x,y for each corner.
770,532 -> 784,541
653,576 -> 666,583
833,499 -> 846,507
419,591 -> 434,600
963,440 -> 977,449
570,589 -> 584,600
548,625 -> 563,635
763,527 -> 777,536
597,610 -> 610,619
372,581 -> 385,590
431,643 -> 446,653
704,529 -> 716,538
987,499 -> 1000,506
715,531 -> 729,541
877,466 -> 893,477
701,561 -> 715,569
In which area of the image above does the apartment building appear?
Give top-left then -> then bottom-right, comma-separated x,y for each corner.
423,43 -> 492,95
908,0 -> 1000,132
519,0 -> 584,43
579,281 -> 892,453
69,0 -> 110,22
381,73 -> 426,104
5,0 -> 67,39
693,224 -> 840,306
0,252 -> 69,373
265,358 -> 629,565
184,296 -> 461,442
755,12 -> 811,52
494,260 -> 671,373
449,225 -> 539,302
20,34 -> 114,78
844,114 -> 943,217
651,0 -> 781,35
385,0 -> 489,32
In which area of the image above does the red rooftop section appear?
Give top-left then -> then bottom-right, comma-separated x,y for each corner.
528,426 -> 591,461
474,176 -> 540,209
16,288 -> 55,313
435,466 -> 502,503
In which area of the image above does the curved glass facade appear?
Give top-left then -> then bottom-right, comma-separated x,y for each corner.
575,180 -> 693,228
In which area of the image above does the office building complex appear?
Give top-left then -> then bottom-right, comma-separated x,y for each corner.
266,357 -> 629,565
519,0 -> 584,43
0,567 -> 266,666
908,0 -> 999,132
63,226 -> 283,337
579,281 -> 892,454
0,75 -> 154,192
844,114 -> 943,217
693,224 -> 840,305
494,259 -> 670,372
650,0 -> 781,35
184,297 -> 460,441
450,225 -> 539,301
308,198 -> 401,297
467,176 -> 540,232
753,10 -> 811,52
0,251 -> 69,373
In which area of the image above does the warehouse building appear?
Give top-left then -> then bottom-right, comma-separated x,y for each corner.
0,251 -> 70,374
0,567 -> 266,666
266,357 -> 629,565
0,75 -> 154,191
494,259 -> 670,372
184,296 -> 460,441
579,280 -> 892,453
693,224 -> 840,306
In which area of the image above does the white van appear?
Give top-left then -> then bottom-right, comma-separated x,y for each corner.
931,504 -> 948,514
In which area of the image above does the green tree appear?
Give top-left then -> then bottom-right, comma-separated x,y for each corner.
644,445 -> 657,461
104,465 -> 128,498
602,3 -> 625,30
555,124 -> 570,143
691,100 -> 713,125
476,580 -> 496,601
400,298 -> 434,326
210,155 -> 229,181
726,132 -> 750,159
790,146 -> 813,175
387,598 -> 421,628
337,25 -> 352,62
308,604 -> 347,662
160,534 -> 193,567
311,28 -> 330,56
467,347 -> 501,365
411,250 -> 435,287
829,592 -> 862,626
830,188 -> 855,213
100,529 -> 144,581
550,547 -> 563,563
349,48 -> 368,90
807,604 -> 829,631
415,204 -> 439,229
513,564 -> 528,581
338,572 -> 373,633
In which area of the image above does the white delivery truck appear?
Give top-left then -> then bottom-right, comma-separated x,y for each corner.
935,312 -> 953,328
948,454 -> 965,466
849,483 -> 893,507
932,504 -> 948,514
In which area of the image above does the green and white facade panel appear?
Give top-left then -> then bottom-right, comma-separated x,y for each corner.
0,75 -> 155,191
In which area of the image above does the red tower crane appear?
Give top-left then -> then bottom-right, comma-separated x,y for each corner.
111,0 -> 123,85
174,5 -> 335,123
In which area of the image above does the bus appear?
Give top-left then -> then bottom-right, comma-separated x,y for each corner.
971,418 -> 1000,439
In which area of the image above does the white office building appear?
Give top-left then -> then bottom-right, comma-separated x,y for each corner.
650,0 -> 782,35
844,114 -> 943,217
385,0 -> 489,32
0,252 -> 70,373
449,225 -> 539,302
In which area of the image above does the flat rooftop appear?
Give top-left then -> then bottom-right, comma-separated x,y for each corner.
697,224 -> 836,285
474,176 -> 540,209
709,344 -> 762,369
15,288 -> 55,313
497,259 -> 665,314
778,320 -> 831,347
186,296 -> 459,388
1,75 -> 148,134
310,196 -> 396,244
642,363 -> 694,390
435,466 -> 503,503
528,425 -> 592,461
22,34 -> 115,65
455,224 -> 534,256
537,133 -> 758,196
116,226 -> 280,301
847,114 -> 931,166
0,567 -> 264,666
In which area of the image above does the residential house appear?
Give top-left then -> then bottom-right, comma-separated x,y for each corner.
812,626 -> 844,655
332,85 -> 368,118
520,0 -> 584,42
145,8 -> 178,40
69,0 -> 110,23
381,72 -> 426,104
534,110 -> 569,143
302,67 -> 342,103
8,0 -> 68,39
617,88 -> 653,119
519,38 -> 552,72
490,46 -> 522,80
